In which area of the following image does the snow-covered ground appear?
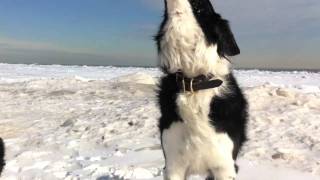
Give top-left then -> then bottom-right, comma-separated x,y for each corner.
0,63 -> 319,180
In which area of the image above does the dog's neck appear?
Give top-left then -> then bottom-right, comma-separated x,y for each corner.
160,0 -> 231,78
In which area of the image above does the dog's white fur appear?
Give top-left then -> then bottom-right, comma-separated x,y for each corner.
159,0 -> 236,179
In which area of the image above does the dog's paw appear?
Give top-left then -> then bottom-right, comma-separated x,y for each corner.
0,138 -> 5,176
215,175 -> 236,180
214,167 -> 236,180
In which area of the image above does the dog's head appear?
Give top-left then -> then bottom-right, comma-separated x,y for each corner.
0,138 -> 5,176
188,0 -> 240,57
159,0 -> 240,58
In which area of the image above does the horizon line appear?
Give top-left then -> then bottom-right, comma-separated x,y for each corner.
1,62 -> 319,73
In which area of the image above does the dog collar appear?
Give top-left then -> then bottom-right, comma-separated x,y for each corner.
175,72 -> 223,93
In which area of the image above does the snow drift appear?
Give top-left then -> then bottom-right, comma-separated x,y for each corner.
0,63 -> 319,179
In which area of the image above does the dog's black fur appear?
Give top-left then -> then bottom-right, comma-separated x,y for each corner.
156,0 -> 248,179
209,74 -> 248,160
158,73 -> 182,133
0,138 -> 5,176
188,0 -> 240,57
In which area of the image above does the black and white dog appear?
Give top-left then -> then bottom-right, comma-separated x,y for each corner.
155,0 -> 248,179
0,138 -> 5,176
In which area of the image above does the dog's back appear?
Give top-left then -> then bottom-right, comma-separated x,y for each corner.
0,138 -> 5,176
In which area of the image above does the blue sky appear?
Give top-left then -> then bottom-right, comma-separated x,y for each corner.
0,0 -> 319,69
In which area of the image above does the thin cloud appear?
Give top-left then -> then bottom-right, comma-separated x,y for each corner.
0,38 -> 94,54
0,38 -> 156,66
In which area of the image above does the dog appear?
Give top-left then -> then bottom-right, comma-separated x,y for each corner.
155,0 -> 248,179
0,138 -> 5,176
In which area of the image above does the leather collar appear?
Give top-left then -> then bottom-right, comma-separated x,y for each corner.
174,72 -> 223,93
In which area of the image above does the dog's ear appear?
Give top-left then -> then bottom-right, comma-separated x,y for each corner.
215,19 -> 240,57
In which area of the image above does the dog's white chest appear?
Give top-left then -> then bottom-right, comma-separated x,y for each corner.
161,91 -> 235,176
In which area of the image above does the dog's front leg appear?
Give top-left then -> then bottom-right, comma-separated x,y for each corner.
164,165 -> 187,180
210,163 -> 237,180
162,123 -> 188,180
163,155 -> 187,180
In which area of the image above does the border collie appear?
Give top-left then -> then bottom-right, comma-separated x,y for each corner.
0,138 -> 5,176
155,0 -> 248,179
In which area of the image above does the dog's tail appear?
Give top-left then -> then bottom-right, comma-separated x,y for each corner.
0,138 -> 5,176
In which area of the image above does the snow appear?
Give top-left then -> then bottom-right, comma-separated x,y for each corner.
0,63 -> 319,180
0,63 -> 159,83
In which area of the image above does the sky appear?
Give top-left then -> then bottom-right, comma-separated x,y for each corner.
0,0 -> 319,69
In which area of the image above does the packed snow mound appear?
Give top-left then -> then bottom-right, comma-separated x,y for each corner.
113,72 -> 156,85
0,63 -> 160,83
0,64 -> 319,179
237,160 -> 320,180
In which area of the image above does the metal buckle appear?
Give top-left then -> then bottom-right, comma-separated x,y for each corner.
182,77 -> 186,93
190,78 -> 194,93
